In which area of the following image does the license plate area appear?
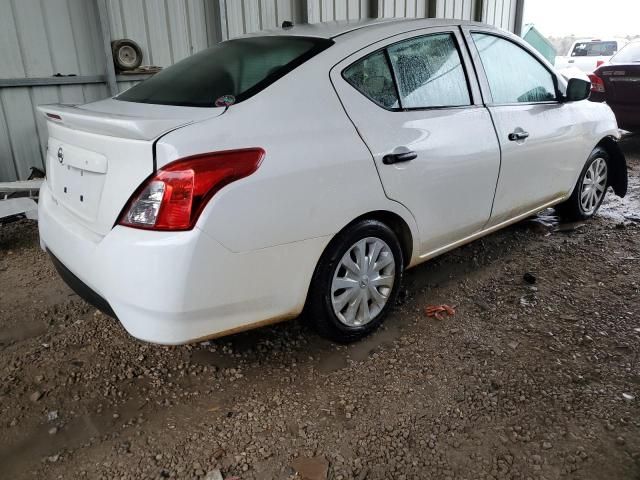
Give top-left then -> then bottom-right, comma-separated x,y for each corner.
48,141 -> 107,222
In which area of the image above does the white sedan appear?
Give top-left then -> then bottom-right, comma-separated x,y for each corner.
38,19 -> 628,344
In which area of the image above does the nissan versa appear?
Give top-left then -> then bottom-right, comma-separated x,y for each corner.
38,19 -> 627,344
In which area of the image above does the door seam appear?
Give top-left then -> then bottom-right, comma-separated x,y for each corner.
326,71 -> 420,233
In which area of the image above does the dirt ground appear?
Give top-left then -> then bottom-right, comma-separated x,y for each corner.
1,136 -> 639,480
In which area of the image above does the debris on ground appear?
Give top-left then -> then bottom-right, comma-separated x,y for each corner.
555,221 -> 587,233
28,391 -> 42,402
204,469 -> 224,480
425,304 -> 456,320
525,213 -> 558,235
519,293 -> 537,307
291,456 -> 329,480
523,272 -> 537,284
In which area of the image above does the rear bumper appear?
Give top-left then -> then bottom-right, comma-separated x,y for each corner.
608,103 -> 640,132
38,182 -> 329,344
48,250 -> 117,318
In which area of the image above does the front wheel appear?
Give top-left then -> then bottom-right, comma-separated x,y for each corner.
556,147 -> 610,221
307,220 -> 404,343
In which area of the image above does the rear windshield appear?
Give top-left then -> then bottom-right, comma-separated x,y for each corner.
117,36 -> 333,107
611,42 -> 640,64
571,41 -> 618,57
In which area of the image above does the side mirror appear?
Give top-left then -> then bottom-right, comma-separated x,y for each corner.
564,77 -> 591,102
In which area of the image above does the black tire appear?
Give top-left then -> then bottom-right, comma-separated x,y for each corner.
111,39 -> 143,71
307,220 -> 404,343
555,147 -> 610,221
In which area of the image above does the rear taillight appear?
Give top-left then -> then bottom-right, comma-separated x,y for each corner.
596,60 -> 605,68
119,148 -> 264,231
588,73 -> 606,93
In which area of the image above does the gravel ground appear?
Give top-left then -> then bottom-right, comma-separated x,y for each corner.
1,135 -> 639,480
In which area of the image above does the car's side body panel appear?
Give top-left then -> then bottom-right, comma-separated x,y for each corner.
461,26 -> 621,226
329,27 -> 501,256
482,102 -> 610,225
155,51 -> 421,259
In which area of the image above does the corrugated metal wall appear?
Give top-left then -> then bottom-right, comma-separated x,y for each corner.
220,0 -> 306,39
435,0 -> 477,21
376,0 -> 517,30
218,1 -> 371,38
106,0 -> 212,65
0,0 -> 214,181
0,0 -> 524,182
307,0 -> 371,23
105,0 -> 214,93
377,0 -> 430,18
481,0 -> 518,31
0,0 -> 109,181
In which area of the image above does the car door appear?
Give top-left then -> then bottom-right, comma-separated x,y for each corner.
331,28 -> 501,257
463,28 -> 588,226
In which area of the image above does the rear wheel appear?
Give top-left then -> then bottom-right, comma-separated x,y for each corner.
556,147 -> 610,221
308,220 -> 404,343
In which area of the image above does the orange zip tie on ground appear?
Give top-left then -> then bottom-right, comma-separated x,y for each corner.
425,304 -> 456,320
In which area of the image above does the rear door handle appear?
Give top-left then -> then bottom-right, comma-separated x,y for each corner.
383,151 -> 417,165
508,131 -> 530,142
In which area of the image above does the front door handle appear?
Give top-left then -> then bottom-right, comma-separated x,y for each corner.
508,130 -> 530,142
383,150 -> 417,165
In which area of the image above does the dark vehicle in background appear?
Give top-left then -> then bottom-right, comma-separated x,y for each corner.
589,41 -> 640,132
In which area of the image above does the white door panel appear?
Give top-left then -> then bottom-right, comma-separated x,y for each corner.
487,103 -> 584,224
331,28 -> 501,256
464,29 -> 590,225
344,103 -> 500,253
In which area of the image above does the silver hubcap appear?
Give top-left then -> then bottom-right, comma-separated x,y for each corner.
331,237 -> 395,327
580,157 -> 607,215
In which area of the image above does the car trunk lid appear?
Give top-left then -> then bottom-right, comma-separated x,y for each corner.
39,99 -> 224,236
598,64 -> 640,104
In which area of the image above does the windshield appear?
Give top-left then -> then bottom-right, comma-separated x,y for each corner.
611,42 -> 640,63
117,36 -> 333,107
571,41 -> 618,57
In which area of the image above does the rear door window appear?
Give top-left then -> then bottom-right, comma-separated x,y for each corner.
342,32 -> 471,110
387,33 -> 471,108
343,51 -> 399,109
117,36 -> 332,107
571,41 -> 618,57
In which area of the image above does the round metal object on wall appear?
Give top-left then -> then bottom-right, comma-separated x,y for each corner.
111,39 -> 143,71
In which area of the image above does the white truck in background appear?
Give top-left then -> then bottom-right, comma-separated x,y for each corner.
555,38 -> 627,73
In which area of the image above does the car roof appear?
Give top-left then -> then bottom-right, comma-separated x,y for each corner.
245,17 -> 495,40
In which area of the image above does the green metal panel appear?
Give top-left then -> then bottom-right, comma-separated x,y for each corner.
522,24 -> 557,64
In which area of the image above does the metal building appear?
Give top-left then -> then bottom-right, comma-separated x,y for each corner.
0,0 -> 525,182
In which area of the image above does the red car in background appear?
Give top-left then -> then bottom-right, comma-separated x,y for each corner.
589,40 -> 640,132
